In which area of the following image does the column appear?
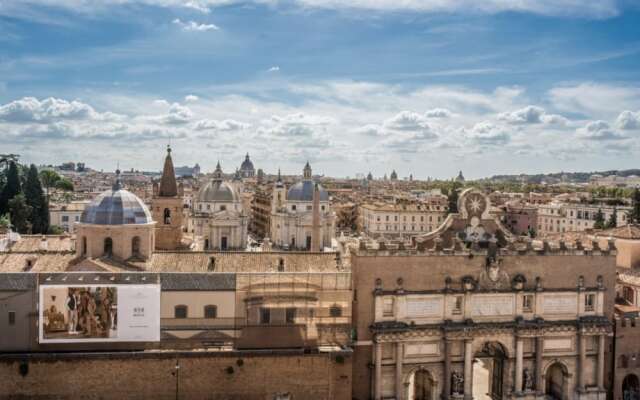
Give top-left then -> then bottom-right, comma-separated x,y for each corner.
443,339 -> 451,400
515,337 -> 524,394
597,334 -> 605,390
464,339 -> 473,400
375,341 -> 382,400
535,336 -> 544,394
396,343 -> 404,400
578,333 -> 586,392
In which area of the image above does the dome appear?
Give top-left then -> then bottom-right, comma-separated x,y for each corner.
287,180 -> 329,202
240,153 -> 254,171
80,188 -> 152,225
198,180 -> 238,202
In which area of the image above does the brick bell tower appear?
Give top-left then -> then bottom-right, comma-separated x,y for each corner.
152,145 -> 183,250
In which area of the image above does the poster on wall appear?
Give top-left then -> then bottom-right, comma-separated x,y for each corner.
39,284 -> 160,343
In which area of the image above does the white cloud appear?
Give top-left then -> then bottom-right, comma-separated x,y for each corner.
498,105 -> 568,126
549,83 -> 640,118
172,18 -> 219,32
425,108 -> 452,118
184,94 -> 199,103
464,122 -> 510,145
268,66 -> 280,72
616,110 -> 640,130
142,102 -> 193,125
193,118 -> 250,131
4,0 -> 619,18
383,111 -> 431,131
576,120 -> 626,141
0,97 -> 122,123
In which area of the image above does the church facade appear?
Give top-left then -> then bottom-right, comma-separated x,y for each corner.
351,189 -> 615,400
270,163 -> 335,251
192,162 -> 248,250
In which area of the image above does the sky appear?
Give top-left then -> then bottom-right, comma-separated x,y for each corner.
1,0 -> 640,179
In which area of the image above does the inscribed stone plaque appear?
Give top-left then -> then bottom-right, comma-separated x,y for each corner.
543,338 -> 572,351
470,294 -> 514,316
542,294 -> 577,314
405,342 -> 440,357
406,297 -> 443,317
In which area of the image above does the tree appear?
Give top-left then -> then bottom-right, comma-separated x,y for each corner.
47,225 -> 64,234
593,208 -> 606,230
8,194 -> 32,234
0,161 -> 21,216
630,188 -> 640,224
55,178 -> 74,192
0,213 -> 10,232
24,164 -> 49,234
447,188 -> 459,214
607,207 -> 618,229
38,169 -> 60,206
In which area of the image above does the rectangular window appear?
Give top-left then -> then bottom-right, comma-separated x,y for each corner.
585,294 -> 596,312
522,295 -> 533,313
452,296 -> 463,315
382,297 -> 394,317
260,307 -> 271,324
286,307 -> 296,324
8,311 -> 16,325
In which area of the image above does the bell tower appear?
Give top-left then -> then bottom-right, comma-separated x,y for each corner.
152,145 -> 183,250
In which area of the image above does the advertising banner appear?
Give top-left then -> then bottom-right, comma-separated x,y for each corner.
39,284 -> 160,343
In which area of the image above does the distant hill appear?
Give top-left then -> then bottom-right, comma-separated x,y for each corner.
486,169 -> 640,184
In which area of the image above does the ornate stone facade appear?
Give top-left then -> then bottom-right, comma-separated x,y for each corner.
352,189 -> 615,400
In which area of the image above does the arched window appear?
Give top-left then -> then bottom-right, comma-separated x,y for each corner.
103,237 -> 113,256
131,236 -> 141,256
163,208 -> 171,225
204,305 -> 217,318
174,305 -> 188,319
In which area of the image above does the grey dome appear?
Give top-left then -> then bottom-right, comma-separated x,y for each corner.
287,180 -> 329,202
81,189 -> 152,225
198,180 -> 238,202
240,156 -> 254,171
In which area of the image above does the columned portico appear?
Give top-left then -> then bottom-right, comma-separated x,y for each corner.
515,336 -> 524,395
443,339 -> 452,400
464,339 -> 473,400
396,342 -> 404,400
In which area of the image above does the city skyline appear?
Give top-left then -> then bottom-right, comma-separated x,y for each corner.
1,1 -> 640,178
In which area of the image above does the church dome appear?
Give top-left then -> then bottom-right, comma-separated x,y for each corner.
240,153 -> 254,172
287,180 -> 329,202
198,180 -> 238,202
80,186 -> 152,225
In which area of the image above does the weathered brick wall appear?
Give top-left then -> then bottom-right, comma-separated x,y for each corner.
0,351 -> 352,400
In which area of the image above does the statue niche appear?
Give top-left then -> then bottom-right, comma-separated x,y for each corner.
478,256 -> 510,290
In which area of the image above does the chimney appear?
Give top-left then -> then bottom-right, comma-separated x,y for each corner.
311,183 -> 321,252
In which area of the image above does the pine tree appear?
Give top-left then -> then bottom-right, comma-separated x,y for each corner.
24,164 -> 49,234
447,189 -> 459,214
8,194 -> 32,234
607,207 -> 618,229
593,208 -> 606,229
0,161 -> 21,216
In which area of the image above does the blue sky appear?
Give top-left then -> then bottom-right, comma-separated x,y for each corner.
1,0 -> 640,179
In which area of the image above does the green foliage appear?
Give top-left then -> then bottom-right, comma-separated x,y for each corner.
47,225 -> 64,234
24,164 -> 49,234
528,227 -> 536,238
0,213 -> 10,231
447,187 -> 459,214
38,169 -> 61,197
593,208 -> 606,230
630,188 -> 640,224
0,161 -> 21,216
55,178 -> 74,192
8,194 -> 32,234
607,207 -> 618,229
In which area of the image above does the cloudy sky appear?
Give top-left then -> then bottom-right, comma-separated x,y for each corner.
1,0 -> 640,179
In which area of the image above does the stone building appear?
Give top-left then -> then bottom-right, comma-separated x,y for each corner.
250,182 -> 272,239
351,188 -> 615,400
48,201 -> 89,233
75,169 -> 155,261
360,200 -> 447,238
192,162 -> 248,250
152,145 -> 184,250
270,163 -> 335,250
537,203 -> 630,236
